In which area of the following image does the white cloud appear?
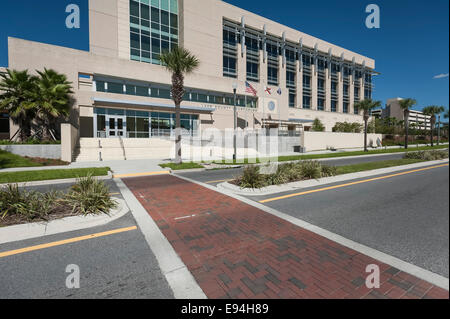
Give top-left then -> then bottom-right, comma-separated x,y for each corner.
433,73 -> 449,79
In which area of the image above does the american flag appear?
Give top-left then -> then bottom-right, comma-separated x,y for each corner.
245,81 -> 257,96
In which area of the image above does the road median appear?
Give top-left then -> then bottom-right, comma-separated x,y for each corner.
218,159 -> 449,197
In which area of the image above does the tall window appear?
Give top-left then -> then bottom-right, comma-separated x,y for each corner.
331,100 -> 337,113
130,0 -> 179,65
317,98 -> 325,111
343,102 -> 349,113
267,41 -> 279,85
303,96 -> 311,109
246,35 -> 259,82
223,27 -> 237,78
303,75 -> 311,89
289,90 -> 296,108
317,78 -> 325,92
331,81 -> 337,94
286,71 -> 296,88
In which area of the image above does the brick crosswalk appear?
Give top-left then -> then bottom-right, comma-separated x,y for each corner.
124,175 -> 449,299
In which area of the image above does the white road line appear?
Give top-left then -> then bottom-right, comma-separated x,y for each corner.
114,178 -> 207,299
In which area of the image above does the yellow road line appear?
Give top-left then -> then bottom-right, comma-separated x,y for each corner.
259,163 -> 449,204
0,226 -> 137,259
113,171 -> 170,179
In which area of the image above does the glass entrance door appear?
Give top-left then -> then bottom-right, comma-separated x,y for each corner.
107,116 -> 126,137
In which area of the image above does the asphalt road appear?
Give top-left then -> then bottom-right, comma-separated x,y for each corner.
177,152 -> 405,185
249,164 -> 450,278
0,213 -> 174,299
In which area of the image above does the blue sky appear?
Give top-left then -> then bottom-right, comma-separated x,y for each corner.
0,0 -> 448,113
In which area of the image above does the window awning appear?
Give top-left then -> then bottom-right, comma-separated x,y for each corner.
92,97 -> 216,113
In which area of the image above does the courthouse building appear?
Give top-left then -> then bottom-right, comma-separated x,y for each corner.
3,0 -> 376,143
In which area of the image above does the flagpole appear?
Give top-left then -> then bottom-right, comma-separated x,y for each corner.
278,87 -> 281,131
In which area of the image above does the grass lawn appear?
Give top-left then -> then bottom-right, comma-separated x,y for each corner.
159,162 -> 204,170
0,167 -> 110,184
213,144 -> 449,165
334,159 -> 427,175
0,150 -> 42,169
0,149 -> 68,169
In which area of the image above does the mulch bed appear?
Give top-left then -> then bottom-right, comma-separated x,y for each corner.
0,203 -> 79,227
25,157 -> 69,166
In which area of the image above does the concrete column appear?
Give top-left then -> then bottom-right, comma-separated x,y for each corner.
325,68 -> 331,112
349,74 -> 355,114
337,72 -> 343,113
296,60 -> 303,109
311,64 -> 318,110
358,78 -> 364,102
61,123 -> 79,163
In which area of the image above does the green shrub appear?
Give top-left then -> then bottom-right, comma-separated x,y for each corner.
0,184 -> 63,221
321,165 -> 338,177
312,118 -> 325,132
299,161 -> 322,180
0,176 -> 116,225
65,175 -> 117,215
404,150 -> 448,161
235,166 -> 266,189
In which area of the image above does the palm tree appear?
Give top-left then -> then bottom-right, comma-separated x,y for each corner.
398,98 -> 417,149
0,69 -> 37,141
159,47 -> 200,164
31,69 -> 73,140
354,99 -> 382,152
423,105 -> 445,147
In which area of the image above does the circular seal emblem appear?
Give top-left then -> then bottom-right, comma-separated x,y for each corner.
268,101 -> 276,112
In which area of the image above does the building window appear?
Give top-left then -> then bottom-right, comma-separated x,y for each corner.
223,26 -> 237,78
331,100 -> 337,112
343,84 -> 349,97
343,102 -> 349,113
354,106 -> 359,115
286,70 -> 296,88
331,62 -> 340,75
318,78 -> 325,92
331,81 -> 337,94
364,88 -> 372,99
268,66 -> 278,86
129,0 -> 179,65
317,58 -> 327,71
303,75 -> 311,89
246,35 -> 259,82
317,98 -> 325,111
289,89 -> 296,108
223,55 -> 237,78
354,86 -> 360,99
0,113 -> 10,135
94,77 -> 258,109
303,96 -> 311,109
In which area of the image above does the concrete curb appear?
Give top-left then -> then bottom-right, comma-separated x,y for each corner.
174,173 -> 450,291
218,159 -> 450,196
114,178 -> 207,299
0,198 -> 129,245
0,172 -> 113,188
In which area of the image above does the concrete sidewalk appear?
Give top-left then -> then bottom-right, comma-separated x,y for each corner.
123,174 -> 449,299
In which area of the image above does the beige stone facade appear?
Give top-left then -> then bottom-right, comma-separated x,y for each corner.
4,0 -> 377,142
